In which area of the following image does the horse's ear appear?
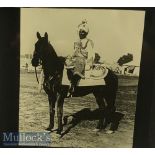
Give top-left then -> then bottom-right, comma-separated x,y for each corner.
44,32 -> 48,42
37,32 -> 41,40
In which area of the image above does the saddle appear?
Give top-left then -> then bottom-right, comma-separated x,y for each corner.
64,55 -> 108,86
85,64 -> 108,80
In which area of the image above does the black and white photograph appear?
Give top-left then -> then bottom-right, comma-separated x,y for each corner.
19,8 -> 145,147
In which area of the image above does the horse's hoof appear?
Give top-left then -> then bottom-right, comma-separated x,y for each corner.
45,125 -> 55,132
45,127 -> 52,131
105,130 -> 114,134
63,116 -> 68,125
56,130 -> 62,135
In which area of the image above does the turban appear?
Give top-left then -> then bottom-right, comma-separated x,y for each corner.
78,19 -> 89,33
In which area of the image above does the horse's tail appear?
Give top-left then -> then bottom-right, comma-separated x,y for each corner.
105,69 -> 118,92
104,69 -> 118,115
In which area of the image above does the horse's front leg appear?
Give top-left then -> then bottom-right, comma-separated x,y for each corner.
46,94 -> 56,131
56,95 -> 65,134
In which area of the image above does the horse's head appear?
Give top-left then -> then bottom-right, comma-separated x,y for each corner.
31,32 -> 49,67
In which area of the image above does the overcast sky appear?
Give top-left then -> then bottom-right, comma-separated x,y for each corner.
21,8 -> 145,65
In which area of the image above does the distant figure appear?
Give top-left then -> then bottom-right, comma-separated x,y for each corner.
25,63 -> 28,71
66,20 -> 95,97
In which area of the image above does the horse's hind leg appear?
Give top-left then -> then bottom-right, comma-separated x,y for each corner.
46,94 -> 56,131
94,93 -> 106,130
104,93 -> 117,132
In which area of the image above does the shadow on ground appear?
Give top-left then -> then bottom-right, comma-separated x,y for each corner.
61,108 -> 124,137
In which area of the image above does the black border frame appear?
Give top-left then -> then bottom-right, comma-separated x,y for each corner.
0,8 -> 155,148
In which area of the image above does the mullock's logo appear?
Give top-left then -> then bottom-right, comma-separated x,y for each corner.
2,132 -> 51,146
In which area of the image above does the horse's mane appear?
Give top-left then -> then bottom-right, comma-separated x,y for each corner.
48,42 -> 66,64
44,42 -> 66,76
48,42 -> 58,58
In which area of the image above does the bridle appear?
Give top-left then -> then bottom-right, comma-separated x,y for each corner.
33,48 -> 57,85
33,52 -> 42,84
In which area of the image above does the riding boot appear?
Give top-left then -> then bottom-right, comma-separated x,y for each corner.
67,74 -> 80,98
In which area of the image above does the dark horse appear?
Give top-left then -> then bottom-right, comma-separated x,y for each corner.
31,32 -> 118,134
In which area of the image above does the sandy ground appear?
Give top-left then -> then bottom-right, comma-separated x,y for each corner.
19,72 -> 138,147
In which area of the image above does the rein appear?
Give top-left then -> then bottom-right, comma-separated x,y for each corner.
35,67 -> 39,84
